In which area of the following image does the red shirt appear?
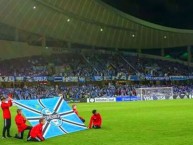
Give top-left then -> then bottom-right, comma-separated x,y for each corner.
15,114 -> 28,132
30,123 -> 44,141
1,100 -> 12,119
89,113 -> 102,128
73,108 -> 84,121
73,108 -> 79,115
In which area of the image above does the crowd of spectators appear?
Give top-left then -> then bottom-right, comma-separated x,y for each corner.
0,84 -> 136,100
0,84 -> 192,100
123,54 -> 193,77
0,52 -> 192,100
0,53 -> 192,77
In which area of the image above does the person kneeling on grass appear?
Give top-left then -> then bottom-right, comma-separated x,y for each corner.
27,118 -> 45,142
15,109 -> 32,139
89,109 -> 102,129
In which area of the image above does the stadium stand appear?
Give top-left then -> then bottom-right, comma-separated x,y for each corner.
0,49 -> 192,100
0,84 -> 193,100
0,53 -> 192,77
0,0 -> 193,101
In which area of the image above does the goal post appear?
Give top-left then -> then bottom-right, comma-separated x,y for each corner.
136,87 -> 173,101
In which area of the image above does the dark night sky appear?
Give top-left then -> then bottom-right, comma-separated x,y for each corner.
102,0 -> 193,29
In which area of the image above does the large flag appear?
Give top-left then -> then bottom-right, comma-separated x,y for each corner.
14,97 -> 87,139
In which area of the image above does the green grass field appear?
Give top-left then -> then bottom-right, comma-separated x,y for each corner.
0,99 -> 193,145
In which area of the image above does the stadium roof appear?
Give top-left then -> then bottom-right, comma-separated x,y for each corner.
0,0 -> 193,49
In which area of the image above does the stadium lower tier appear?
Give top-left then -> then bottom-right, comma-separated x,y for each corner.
0,84 -> 192,100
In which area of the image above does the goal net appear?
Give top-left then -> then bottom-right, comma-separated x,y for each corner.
136,87 -> 173,101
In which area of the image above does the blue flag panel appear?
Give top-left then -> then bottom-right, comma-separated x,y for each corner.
14,97 -> 87,139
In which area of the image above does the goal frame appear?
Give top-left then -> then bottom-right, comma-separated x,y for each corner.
137,87 -> 173,101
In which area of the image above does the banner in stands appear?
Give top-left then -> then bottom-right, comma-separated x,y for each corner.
0,76 -> 15,82
78,77 -> 85,82
65,77 -> 78,82
93,76 -> 103,81
145,76 -> 170,81
33,76 -> 48,82
87,97 -> 116,103
128,75 -> 140,81
22,76 -> 48,82
114,73 -> 127,80
2,75 -> 193,82
116,96 -> 140,102
15,76 -> 24,81
23,76 -> 34,82
103,76 -> 112,80
14,97 -> 87,139
54,76 -> 64,82
169,76 -> 188,81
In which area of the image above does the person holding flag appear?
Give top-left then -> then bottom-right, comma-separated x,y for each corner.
1,96 -> 12,138
88,109 -> 102,129
14,109 -> 32,139
72,104 -> 85,123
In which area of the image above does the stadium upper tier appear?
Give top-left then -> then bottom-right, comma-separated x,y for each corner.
0,0 -> 193,49
0,52 -> 192,77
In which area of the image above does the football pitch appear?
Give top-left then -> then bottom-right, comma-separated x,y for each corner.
0,99 -> 193,145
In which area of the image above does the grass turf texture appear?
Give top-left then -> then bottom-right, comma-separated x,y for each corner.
0,99 -> 193,145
